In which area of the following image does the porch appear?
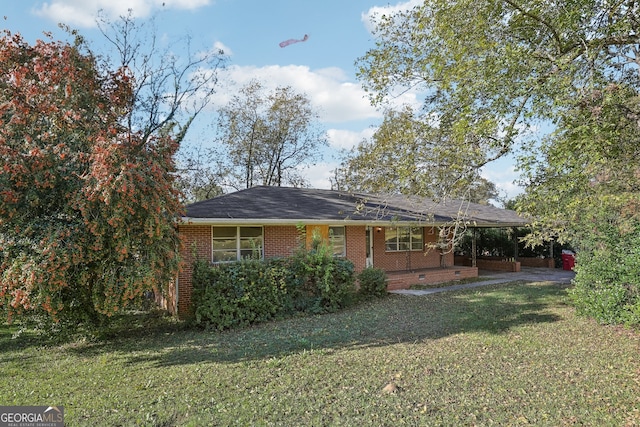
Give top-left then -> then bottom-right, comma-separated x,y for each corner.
385,266 -> 479,291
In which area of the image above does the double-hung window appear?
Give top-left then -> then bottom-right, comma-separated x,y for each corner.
329,226 -> 345,257
212,226 -> 263,262
384,226 -> 424,252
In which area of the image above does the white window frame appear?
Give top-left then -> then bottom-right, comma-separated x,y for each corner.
211,226 -> 263,263
384,226 -> 424,252
329,226 -> 346,257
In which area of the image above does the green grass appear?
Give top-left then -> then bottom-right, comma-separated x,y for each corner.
2,281 -> 640,426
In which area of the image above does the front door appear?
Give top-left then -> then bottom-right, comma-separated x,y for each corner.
366,227 -> 374,267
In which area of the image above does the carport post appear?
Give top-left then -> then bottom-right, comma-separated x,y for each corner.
471,228 -> 477,267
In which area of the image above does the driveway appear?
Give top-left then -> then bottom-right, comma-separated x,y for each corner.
390,267 -> 576,296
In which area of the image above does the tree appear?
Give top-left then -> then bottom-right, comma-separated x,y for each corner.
93,10 -> 226,145
332,106 -> 499,203
466,179 -> 500,205
92,11 -> 227,204
215,80 -> 327,190
518,83 -> 640,324
357,0 -> 639,171
175,143 -> 227,203
357,0 -> 640,324
0,31 -> 182,324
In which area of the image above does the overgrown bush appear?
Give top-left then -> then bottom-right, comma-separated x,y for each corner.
357,267 -> 388,298
192,258 -> 288,330
191,242 -> 356,329
286,244 -> 356,314
569,223 -> 640,326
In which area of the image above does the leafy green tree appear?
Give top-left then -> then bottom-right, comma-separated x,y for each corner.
357,0 -> 640,324
333,106 -> 499,202
0,31 -> 181,324
519,84 -> 640,324
215,79 -> 327,190
357,0 -> 639,171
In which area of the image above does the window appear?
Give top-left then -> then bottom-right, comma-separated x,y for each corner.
385,226 -> 424,252
410,227 -> 424,250
329,226 -> 345,257
212,226 -> 263,262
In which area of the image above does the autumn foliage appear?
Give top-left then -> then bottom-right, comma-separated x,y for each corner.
0,31 -> 182,322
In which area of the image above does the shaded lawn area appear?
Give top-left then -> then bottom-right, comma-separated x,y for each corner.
2,281 -> 640,426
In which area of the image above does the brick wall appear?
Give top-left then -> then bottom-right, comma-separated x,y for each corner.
176,224 -> 211,317
519,257 -> 555,268
386,267 -> 478,291
264,225 -> 300,258
372,227 -> 452,272
345,225 -> 367,273
455,256 -> 521,272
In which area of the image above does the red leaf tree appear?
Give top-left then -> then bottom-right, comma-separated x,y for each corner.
0,31 -> 182,323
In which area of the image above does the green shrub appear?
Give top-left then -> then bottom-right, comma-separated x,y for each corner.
192,259 -> 288,330
319,257 -> 356,312
286,242 -> 356,314
569,223 -> 640,326
357,267 -> 388,298
191,246 -> 357,329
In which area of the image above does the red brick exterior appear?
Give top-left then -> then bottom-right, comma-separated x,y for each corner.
176,224 -> 212,316
386,267 -> 479,291
175,224 -> 302,318
454,256 -> 521,272
475,259 -> 521,272
371,227 -> 452,272
264,225 -> 300,258
346,226 -> 367,274
173,223 -> 474,317
519,257 -> 555,268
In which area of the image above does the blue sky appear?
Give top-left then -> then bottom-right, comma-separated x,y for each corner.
3,0 -> 522,200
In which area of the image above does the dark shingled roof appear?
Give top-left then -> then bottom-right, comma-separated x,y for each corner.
184,186 -> 528,227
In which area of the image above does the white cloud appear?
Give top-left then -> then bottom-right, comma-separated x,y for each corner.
327,128 -> 376,151
300,161 -> 338,190
214,64 -> 381,124
213,41 -> 231,56
361,0 -> 423,33
480,160 -> 524,201
33,0 -> 210,28
197,41 -> 231,59
183,63 -> 383,189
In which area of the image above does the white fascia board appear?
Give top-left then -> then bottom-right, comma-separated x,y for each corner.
469,222 -> 530,228
179,217 -> 529,228
180,217 -> 427,227
180,217 -> 389,226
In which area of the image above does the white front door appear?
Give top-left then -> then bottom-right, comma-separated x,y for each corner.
366,227 -> 374,267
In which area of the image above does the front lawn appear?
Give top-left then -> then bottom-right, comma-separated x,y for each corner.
2,281 -> 640,426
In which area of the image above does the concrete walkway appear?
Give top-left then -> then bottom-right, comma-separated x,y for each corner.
389,267 -> 576,296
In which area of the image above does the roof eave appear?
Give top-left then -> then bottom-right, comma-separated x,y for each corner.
180,217 -> 422,226
179,217 -> 529,228
471,222 -> 530,228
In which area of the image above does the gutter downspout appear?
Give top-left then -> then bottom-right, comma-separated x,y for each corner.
174,275 -> 179,316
